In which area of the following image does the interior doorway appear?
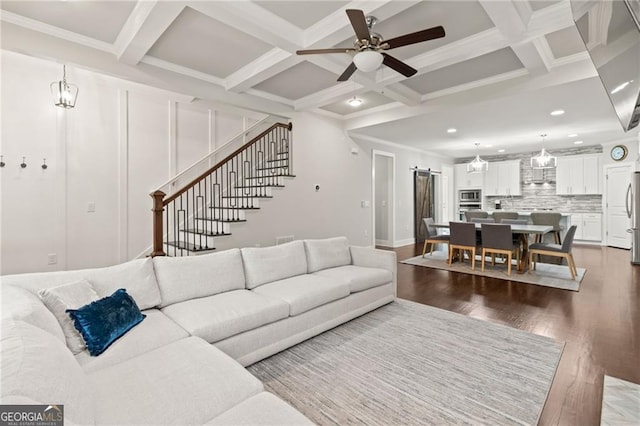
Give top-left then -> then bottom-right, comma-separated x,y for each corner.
372,150 -> 395,248
604,163 -> 633,249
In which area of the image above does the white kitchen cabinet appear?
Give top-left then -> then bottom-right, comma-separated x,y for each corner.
454,163 -> 484,189
569,213 -> 602,241
556,154 -> 601,195
483,160 -> 521,196
582,213 -> 602,241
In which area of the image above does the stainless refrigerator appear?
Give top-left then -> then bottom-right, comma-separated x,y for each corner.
629,171 -> 640,264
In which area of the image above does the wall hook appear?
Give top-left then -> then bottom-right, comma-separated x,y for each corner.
41,158 -> 48,170
20,157 -> 27,168
0,155 -> 5,168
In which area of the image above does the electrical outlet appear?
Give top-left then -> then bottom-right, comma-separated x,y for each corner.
364,229 -> 369,236
88,202 -> 96,213
47,253 -> 57,265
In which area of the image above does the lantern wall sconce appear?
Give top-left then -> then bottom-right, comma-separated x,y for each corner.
51,65 -> 79,109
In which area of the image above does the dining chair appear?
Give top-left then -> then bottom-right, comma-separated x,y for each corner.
492,211 -> 519,223
528,225 -> 578,279
464,211 -> 488,221
499,219 -> 529,248
531,212 -> 562,244
470,218 -> 495,223
421,218 -> 450,257
480,224 -> 520,276
448,221 -> 480,270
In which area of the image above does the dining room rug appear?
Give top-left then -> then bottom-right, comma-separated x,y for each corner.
248,299 -> 564,426
401,251 -> 584,291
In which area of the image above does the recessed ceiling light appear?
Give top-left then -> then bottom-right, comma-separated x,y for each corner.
447,128 -> 457,133
574,140 -> 584,144
567,133 -> 578,137
485,144 -> 493,148
550,109 -> 565,116
498,149 -> 505,153
347,96 -> 362,107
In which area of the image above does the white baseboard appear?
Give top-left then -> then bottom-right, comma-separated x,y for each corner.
393,238 -> 416,248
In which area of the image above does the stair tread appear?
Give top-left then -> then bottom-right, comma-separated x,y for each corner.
192,218 -> 247,223
165,241 -> 218,252
182,228 -> 234,234
266,159 -> 289,163
245,174 -> 296,180
208,206 -> 260,210
256,166 -> 290,171
234,185 -> 285,188
222,195 -> 273,199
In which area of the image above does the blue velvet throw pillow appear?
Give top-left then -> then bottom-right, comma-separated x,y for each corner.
66,288 -> 145,356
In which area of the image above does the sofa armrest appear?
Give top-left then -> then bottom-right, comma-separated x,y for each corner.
349,246 -> 397,296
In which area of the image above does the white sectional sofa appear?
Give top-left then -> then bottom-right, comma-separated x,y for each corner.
1,237 -> 396,425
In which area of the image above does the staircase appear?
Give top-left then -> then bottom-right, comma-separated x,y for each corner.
150,119 -> 294,256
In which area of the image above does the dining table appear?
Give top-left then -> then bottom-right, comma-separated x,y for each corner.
432,222 -> 553,273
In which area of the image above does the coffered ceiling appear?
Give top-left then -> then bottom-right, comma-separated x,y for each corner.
1,0 -> 637,158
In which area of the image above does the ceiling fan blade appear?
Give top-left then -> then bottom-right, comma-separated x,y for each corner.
346,9 -> 371,41
383,26 -> 445,49
296,48 -> 356,55
337,63 -> 357,81
382,53 -> 417,77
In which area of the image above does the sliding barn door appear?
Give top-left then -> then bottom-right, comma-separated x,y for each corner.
414,171 -> 434,243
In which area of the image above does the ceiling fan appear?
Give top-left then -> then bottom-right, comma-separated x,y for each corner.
296,9 -> 445,82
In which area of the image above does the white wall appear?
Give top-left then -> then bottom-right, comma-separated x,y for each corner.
0,51 -> 258,274
1,51 -> 455,274
351,137 -> 453,247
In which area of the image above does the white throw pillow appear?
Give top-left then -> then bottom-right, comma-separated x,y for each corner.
38,279 -> 99,354
304,236 -> 352,273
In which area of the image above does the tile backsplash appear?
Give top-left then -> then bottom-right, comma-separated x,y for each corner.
455,146 -> 603,213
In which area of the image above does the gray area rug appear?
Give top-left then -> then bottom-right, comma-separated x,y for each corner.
401,251 -> 584,291
249,299 -> 564,425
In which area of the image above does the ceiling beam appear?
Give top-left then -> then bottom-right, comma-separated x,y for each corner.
114,1 -> 185,65
344,57 -> 597,132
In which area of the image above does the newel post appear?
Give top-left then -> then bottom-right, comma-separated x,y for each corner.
151,190 -> 166,257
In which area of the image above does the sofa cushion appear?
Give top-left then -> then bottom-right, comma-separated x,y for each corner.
1,285 -> 64,343
252,274 -> 350,316
314,265 -> 393,293
207,392 -> 313,425
89,336 -> 263,425
76,309 -> 189,372
67,288 -> 146,356
241,240 -> 307,289
86,257 -> 161,310
162,290 -> 289,343
153,248 -> 245,307
38,279 -> 99,354
1,319 -> 95,425
304,236 -> 352,273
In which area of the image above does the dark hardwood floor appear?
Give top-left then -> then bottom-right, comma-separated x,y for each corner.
390,243 -> 639,426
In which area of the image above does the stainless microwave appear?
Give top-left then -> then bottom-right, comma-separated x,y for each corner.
459,189 -> 481,202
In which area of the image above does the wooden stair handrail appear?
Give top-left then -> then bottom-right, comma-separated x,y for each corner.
149,121 -> 292,257
159,122 -> 291,206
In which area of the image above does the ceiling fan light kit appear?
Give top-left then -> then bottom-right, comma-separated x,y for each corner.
296,9 -> 445,82
353,51 -> 383,72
